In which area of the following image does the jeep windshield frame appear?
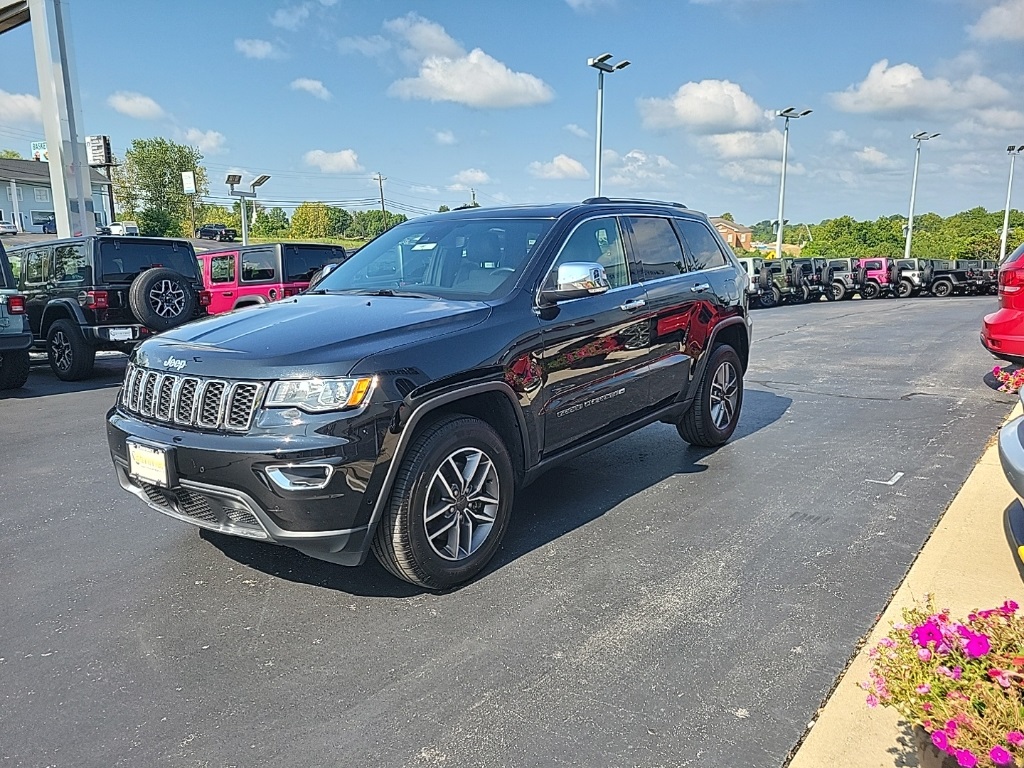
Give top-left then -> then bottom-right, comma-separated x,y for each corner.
313,216 -> 556,301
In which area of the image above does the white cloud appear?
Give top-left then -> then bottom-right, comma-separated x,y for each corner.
700,130 -> 783,160
565,0 -> 615,9
830,59 -> 1009,115
451,168 -> 491,185
434,130 -> 457,145
234,38 -> 282,60
719,158 -> 802,186
389,48 -> 554,108
855,146 -> 898,169
954,107 -> 1024,136
564,123 -> 589,139
639,79 -> 767,134
107,91 -> 166,120
604,149 -> 677,189
270,4 -> 310,30
969,0 -> 1024,40
383,13 -> 464,66
528,154 -> 590,180
182,128 -> 226,154
828,130 -> 854,148
338,35 -> 391,56
411,184 -> 440,194
0,90 -> 41,124
303,148 -> 364,173
291,78 -> 331,100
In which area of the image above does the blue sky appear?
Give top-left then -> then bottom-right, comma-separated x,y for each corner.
0,0 -> 1022,226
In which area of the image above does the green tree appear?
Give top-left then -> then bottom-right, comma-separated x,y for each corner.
325,206 -> 352,237
112,138 -> 208,235
252,206 -> 289,238
137,208 -> 180,237
345,209 -> 407,239
290,202 -> 335,239
438,204 -> 450,213
720,212 -> 734,222
0,148 -> 23,159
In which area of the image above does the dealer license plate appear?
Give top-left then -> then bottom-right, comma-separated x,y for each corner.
128,441 -> 170,487
108,327 -> 133,342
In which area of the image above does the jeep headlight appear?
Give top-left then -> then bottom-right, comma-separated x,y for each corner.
266,377 -> 374,412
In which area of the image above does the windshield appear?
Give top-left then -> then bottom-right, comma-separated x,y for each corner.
98,240 -> 199,283
314,217 -> 554,300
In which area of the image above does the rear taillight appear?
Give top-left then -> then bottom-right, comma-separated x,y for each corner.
78,290 -> 108,309
1000,268 -> 1024,294
283,287 -> 300,297
5,295 -> 25,314
198,290 -> 211,307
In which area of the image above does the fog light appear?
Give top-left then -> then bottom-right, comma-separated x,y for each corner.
265,463 -> 335,491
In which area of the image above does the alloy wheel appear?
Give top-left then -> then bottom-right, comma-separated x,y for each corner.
423,447 -> 500,561
51,330 -> 72,371
709,360 -> 739,430
148,279 -> 187,318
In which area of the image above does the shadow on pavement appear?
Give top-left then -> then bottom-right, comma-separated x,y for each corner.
1002,499 -> 1024,584
3,354 -> 126,399
204,389 -> 792,598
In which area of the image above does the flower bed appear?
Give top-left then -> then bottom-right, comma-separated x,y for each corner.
993,366 -> 1024,394
864,599 -> 1024,766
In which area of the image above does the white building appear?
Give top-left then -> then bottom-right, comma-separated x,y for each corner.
0,158 -> 112,233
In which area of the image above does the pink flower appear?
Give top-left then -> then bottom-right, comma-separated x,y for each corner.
933,730 -> 949,751
923,703 -> 933,712
995,366 -> 1003,375
937,665 -> 954,678
865,694 -> 879,708
965,633 -> 991,658
912,621 -> 943,647
954,748 -> 978,767
990,746 -> 1013,765
989,668 -> 1012,688
951,666 -> 963,680
1006,731 -> 1023,746
947,720 -> 959,738
916,684 -> 932,694
879,637 -> 896,648
918,648 -> 933,662
1002,600 -> 1019,615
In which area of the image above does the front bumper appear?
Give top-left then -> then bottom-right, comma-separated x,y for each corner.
107,402 -> 398,566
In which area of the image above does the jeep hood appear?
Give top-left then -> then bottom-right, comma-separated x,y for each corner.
132,294 -> 492,378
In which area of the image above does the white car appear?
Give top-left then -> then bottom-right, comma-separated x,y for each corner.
108,221 -> 140,236
0,221 -> 17,236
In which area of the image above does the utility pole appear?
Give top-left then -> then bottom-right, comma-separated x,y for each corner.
373,172 -> 386,217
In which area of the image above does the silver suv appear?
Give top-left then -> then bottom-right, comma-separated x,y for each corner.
0,240 -> 31,389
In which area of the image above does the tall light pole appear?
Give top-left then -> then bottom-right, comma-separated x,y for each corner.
773,107 -> 811,260
904,131 -> 940,260
227,173 -> 270,246
1000,145 -> 1023,261
588,52 -> 630,197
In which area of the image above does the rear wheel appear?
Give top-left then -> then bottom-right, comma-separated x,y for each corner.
372,416 -> 515,589
758,286 -> 780,308
832,281 -> 847,301
931,279 -> 953,298
897,279 -> 914,298
47,320 -> 95,381
860,281 -> 880,300
677,344 -> 743,448
0,349 -> 30,389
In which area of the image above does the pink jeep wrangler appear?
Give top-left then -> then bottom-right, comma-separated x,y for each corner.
854,258 -> 902,299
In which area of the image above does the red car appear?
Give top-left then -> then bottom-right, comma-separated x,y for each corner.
982,242 -> 1024,363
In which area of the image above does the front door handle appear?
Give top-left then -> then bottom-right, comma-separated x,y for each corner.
691,283 -> 711,293
619,298 -> 646,312
221,291 -> 234,297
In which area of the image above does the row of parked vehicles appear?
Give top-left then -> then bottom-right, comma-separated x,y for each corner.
0,235 -> 347,387
738,255 -> 998,308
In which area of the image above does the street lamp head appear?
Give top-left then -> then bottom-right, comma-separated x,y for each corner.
590,52 -> 612,65
225,173 -> 242,185
798,109 -> 813,117
613,59 -> 631,71
776,107 -> 811,119
588,52 -> 628,73
252,174 -> 271,188
1010,145 -> 1024,154
912,131 -> 940,141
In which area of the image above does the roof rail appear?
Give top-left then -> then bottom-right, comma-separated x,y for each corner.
581,196 -> 687,209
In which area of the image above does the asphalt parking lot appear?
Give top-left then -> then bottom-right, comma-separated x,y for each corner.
0,296 -> 1014,768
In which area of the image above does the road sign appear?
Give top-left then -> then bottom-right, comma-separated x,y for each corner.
31,141 -> 47,161
181,171 -> 196,195
85,135 -> 111,166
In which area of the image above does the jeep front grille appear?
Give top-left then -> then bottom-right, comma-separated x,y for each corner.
121,364 -> 264,432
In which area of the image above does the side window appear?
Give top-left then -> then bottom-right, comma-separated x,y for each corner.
24,247 -> 51,285
548,216 -> 630,289
210,255 -> 235,283
828,260 -> 847,270
241,249 -> 276,282
676,219 -> 727,270
897,260 -> 914,270
53,243 -> 88,283
865,260 -> 882,271
625,216 -> 687,281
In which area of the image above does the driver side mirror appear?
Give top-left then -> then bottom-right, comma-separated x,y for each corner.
539,262 -> 611,305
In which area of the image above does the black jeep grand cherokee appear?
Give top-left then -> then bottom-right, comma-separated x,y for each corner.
107,199 -> 751,588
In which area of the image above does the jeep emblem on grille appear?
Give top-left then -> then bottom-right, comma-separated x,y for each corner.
163,356 -> 187,370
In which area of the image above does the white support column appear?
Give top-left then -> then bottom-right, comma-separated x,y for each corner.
29,0 -> 93,238
9,180 -> 22,231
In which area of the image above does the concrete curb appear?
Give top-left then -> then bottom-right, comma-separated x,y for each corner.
787,402 -> 1024,768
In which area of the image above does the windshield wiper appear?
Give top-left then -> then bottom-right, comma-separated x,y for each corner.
354,288 -> 434,298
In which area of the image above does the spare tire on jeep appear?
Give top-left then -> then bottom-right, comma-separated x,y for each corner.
128,268 -> 197,332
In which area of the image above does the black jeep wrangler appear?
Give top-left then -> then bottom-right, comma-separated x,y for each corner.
7,236 -> 208,381
106,199 -> 752,588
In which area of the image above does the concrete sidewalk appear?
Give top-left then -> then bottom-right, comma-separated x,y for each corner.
788,404 -> 1024,768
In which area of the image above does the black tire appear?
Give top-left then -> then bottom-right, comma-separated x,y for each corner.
758,286 -> 780,309
0,349 -> 30,389
371,416 -> 515,589
932,279 -> 953,298
861,281 -> 880,300
677,344 -> 743,448
128,268 -> 198,332
831,281 -> 847,301
822,267 -> 835,300
788,284 -> 809,304
897,279 -> 914,298
757,267 -> 771,290
856,266 -> 868,292
47,320 -> 95,381
922,263 -> 934,286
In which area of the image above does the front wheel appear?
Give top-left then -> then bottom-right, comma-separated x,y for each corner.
677,344 -> 743,448
372,416 -> 515,589
0,349 -> 30,389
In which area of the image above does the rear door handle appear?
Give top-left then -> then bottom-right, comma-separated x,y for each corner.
619,298 -> 646,312
221,291 -> 234,297
691,283 -> 711,293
